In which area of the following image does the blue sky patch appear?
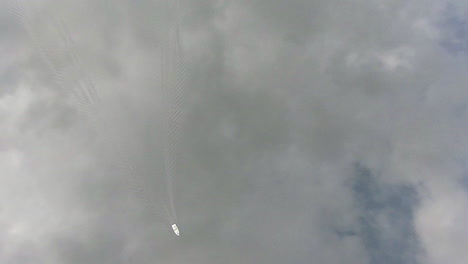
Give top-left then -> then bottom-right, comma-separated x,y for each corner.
439,4 -> 468,56
350,163 -> 421,264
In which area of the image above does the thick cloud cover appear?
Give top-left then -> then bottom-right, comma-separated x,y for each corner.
1,0 -> 467,263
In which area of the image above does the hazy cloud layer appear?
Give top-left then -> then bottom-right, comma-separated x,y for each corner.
1,0 -> 467,263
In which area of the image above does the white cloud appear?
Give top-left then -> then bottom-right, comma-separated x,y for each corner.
416,187 -> 468,264
1,0 -> 467,263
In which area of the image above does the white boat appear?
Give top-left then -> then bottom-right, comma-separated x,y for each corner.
172,224 -> 180,236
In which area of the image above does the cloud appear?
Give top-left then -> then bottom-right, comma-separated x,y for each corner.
0,0 -> 467,263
